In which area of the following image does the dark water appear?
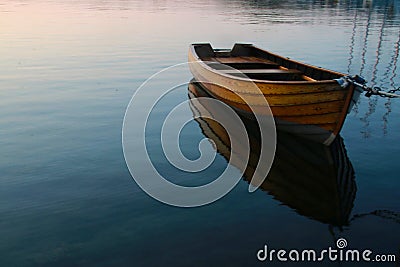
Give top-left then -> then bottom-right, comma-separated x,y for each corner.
1,0 -> 399,266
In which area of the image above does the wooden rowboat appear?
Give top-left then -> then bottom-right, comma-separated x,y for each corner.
188,43 -> 359,145
188,81 -> 356,226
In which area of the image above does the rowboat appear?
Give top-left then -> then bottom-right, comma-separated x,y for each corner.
188,43 -> 360,145
188,81 -> 356,226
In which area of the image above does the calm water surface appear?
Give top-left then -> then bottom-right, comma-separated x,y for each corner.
1,1 -> 399,266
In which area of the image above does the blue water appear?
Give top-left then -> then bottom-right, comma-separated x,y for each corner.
1,1 -> 399,266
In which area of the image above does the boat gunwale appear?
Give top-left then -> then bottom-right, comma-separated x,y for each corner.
189,43 -> 347,85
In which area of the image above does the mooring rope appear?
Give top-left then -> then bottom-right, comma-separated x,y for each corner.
363,85 -> 400,98
336,75 -> 400,98
351,209 -> 400,224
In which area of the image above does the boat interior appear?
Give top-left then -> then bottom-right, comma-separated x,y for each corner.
193,43 -> 344,81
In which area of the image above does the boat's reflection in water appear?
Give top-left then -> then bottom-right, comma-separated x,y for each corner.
188,80 -> 356,227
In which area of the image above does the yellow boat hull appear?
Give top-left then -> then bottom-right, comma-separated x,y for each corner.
188,43 -> 356,145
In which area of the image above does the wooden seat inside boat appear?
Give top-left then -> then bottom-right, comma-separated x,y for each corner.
206,61 -> 280,70
204,56 -> 278,65
206,60 -> 309,81
220,69 -> 302,75
220,68 -> 304,81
